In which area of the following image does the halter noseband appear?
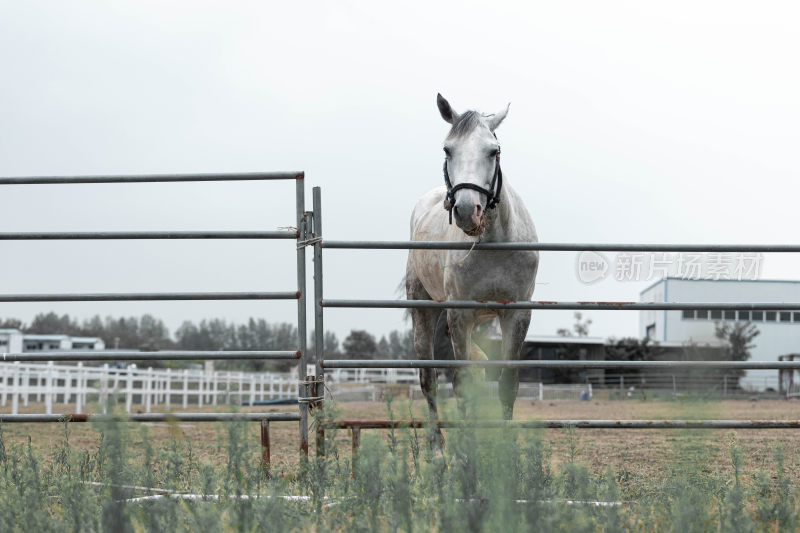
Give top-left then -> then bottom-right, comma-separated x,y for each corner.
443,143 -> 503,225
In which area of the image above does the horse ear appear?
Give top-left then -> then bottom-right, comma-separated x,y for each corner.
437,93 -> 459,124
487,103 -> 510,131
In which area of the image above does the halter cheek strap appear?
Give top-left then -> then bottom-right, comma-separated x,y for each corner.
443,147 -> 503,225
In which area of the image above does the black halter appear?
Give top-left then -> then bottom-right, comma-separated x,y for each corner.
443,144 -> 503,225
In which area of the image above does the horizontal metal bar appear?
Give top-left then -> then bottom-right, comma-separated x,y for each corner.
1,350 -> 300,362
0,412 -> 301,423
325,419 -> 800,430
322,359 -> 800,370
322,240 -> 800,252
320,299 -> 800,311
0,291 -> 300,302
0,171 -> 303,185
0,231 -> 298,240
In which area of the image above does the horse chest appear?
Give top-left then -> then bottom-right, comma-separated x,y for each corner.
444,250 -> 538,301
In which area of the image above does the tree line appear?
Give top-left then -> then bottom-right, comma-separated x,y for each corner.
0,313 -> 414,370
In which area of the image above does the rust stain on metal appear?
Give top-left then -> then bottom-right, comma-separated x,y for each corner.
295,350 -> 302,359
295,171 -> 305,180
295,291 -> 302,299
260,420 -> 271,473
536,301 -> 558,305
66,414 -> 89,422
577,301 -> 637,306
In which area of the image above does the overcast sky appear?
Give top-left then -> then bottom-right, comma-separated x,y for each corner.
1,1 -> 799,344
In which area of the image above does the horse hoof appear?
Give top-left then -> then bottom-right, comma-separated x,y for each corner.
429,428 -> 446,453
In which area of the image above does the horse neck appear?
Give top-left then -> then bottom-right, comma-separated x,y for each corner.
481,183 -> 512,242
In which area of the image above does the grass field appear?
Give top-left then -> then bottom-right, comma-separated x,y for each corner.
3,395 -> 800,530
3,395 -> 800,482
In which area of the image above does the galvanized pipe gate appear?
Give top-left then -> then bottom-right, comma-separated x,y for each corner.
5,173 -> 800,465
0,171 -> 309,463
307,186 -> 800,452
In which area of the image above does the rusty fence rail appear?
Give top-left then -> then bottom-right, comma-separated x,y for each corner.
326,419 -> 800,430
329,419 -> 800,457
0,412 -> 301,467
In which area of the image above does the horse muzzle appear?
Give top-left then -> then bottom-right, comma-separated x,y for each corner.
452,201 -> 485,236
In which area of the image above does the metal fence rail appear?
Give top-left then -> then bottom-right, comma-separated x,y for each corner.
0,291 -> 299,302
321,241 -> 800,252
321,359 -> 800,370
2,351 -> 300,362
0,231 -> 298,240
326,419 -> 800,430
320,299 -> 800,310
0,171 -> 303,185
0,412 -> 299,423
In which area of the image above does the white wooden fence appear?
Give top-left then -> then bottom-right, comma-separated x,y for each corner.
324,367 -> 419,385
0,362 -> 594,415
407,381 -> 593,402
0,362 -> 298,415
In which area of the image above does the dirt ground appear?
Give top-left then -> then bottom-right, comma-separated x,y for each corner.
3,396 -> 800,484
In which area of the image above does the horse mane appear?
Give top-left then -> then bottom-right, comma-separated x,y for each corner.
447,110 -> 486,139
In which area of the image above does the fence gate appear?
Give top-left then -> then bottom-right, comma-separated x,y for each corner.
0,171 -> 310,460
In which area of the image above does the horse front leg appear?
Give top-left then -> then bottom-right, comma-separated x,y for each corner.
410,306 -> 444,450
447,309 -> 478,418
498,310 -> 531,420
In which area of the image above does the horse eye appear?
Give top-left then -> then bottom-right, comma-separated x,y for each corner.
443,147 -> 451,157
488,149 -> 499,158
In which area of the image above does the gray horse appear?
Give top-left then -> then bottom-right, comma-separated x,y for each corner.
406,94 -> 539,431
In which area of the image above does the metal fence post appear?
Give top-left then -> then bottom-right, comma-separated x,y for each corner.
313,186 -> 325,455
296,174 -> 309,456
261,419 -> 271,473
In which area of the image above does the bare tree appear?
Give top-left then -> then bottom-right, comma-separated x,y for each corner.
556,312 -> 592,337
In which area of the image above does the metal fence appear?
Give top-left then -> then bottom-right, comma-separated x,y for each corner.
8,177 -> 800,462
0,171 -> 311,457
307,185 -> 800,453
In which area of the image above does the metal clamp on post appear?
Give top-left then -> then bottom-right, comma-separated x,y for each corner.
296,236 -> 322,249
298,375 -> 326,410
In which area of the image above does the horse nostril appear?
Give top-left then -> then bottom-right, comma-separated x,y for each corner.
453,205 -> 459,216
475,204 -> 482,216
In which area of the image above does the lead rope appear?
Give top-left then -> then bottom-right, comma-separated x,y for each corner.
442,235 -> 481,270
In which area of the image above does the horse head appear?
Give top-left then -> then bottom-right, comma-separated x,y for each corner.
437,93 -> 509,237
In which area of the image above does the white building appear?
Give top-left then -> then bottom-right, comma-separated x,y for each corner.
0,329 -> 105,352
640,278 -> 800,390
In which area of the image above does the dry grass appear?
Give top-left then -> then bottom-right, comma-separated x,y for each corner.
3,396 -> 800,482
